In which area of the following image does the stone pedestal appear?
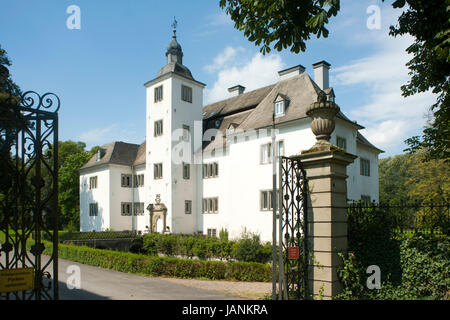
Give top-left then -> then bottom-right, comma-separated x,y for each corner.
293,141 -> 356,299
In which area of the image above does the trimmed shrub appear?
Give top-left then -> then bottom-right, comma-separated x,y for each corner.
40,240 -> 272,282
141,232 -> 272,263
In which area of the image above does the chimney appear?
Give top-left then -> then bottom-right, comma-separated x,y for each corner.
228,85 -> 245,97
312,60 -> 331,90
278,65 -> 306,81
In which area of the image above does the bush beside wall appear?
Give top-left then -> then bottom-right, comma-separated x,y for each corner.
337,204 -> 450,300
141,233 -> 273,264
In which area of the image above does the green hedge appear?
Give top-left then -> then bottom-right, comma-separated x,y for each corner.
337,205 -> 450,300
141,233 -> 273,263
41,241 -> 272,282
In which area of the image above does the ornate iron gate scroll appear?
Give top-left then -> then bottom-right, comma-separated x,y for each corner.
280,156 -> 308,300
0,91 -> 60,300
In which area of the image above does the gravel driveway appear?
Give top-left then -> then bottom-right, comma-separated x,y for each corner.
158,277 -> 272,300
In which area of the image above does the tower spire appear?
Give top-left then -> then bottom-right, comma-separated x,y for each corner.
172,17 -> 178,39
166,17 -> 183,64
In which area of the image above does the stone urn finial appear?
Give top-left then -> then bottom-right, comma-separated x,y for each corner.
306,91 -> 340,143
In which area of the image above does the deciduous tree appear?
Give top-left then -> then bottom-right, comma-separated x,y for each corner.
219,0 -> 449,161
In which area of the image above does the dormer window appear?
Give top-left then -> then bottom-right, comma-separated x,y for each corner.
273,93 -> 289,118
324,88 -> 336,103
274,101 -> 285,117
327,94 -> 335,103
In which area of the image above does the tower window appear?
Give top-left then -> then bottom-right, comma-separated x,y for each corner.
183,162 -> 190,179
181,85 -> 192,103
154,163 -> 163,179
185,200 -> 192,214
89,203 -> 98,216
154,120 -> 163,137
154,85 -> 163,103
182,125 -> 190,142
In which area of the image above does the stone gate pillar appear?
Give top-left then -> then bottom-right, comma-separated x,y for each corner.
295,92 -> 356,299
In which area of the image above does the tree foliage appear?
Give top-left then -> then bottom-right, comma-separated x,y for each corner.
379,151 -> 449,205
56,141 -> 98,230
220,1 -> 449,161
378,153 -> 414,204
0,44 -> 24,225
390,0 -> 450,161
219,0 -> 340,54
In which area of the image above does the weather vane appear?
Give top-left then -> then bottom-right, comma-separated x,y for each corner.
172,16 -> 178,33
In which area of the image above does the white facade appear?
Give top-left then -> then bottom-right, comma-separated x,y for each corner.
79,34 -> 382,242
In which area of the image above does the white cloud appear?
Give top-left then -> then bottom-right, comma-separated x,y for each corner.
204,49 -> 284,104
204,46 -> 244,73
332,30 -> 436,156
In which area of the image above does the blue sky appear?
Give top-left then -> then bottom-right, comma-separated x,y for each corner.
0,0 -> 436,158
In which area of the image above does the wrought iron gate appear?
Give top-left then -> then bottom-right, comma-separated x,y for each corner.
0,91 -> 60,300
279,156 -> 308,300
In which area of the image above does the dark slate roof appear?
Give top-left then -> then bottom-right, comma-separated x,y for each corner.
157,62 -> 194,81
133,142 -> 146,165
201,72 -> 378,152
202,84 -> 275,120
80,141 -> 143,171
81,70 -> 381,169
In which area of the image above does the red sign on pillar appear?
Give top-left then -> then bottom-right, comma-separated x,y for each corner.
288,246 -> 299,259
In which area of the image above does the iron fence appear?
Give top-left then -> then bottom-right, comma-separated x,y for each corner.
347,200 -> 449,238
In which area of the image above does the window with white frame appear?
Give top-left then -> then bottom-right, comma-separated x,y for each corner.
185,200 -> 192,214
133,174 -> 144,187
154,120 -> 163,137
89,176 -> 98,189
181,85 -> 192,103
207,228 -> 217,238
278,140 -> 285,157
274,101 -> 285,117
260,190 -> 279,211
154,85 -> 163,103
202,162 -> 218,179
183,162 -> 190,179
121,174 -> 132,187
202,197 -> 218,214
337,136 -> 347,150
154,163 -> 163,179
133,202 -> 145,216
89,203 -> 98,216
360,158 -> 370,176
261,143 -> 271,164
261,141 -> 284,164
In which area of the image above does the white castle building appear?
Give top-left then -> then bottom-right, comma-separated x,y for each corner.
79,30 -> 383,241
